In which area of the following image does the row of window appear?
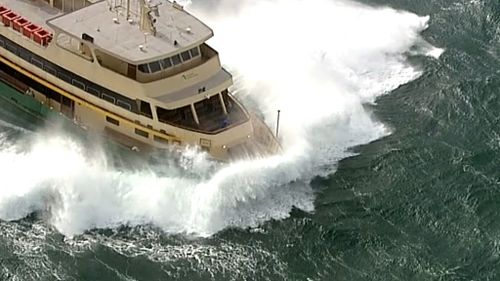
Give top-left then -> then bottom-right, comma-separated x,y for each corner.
0,34 -> 140,114
138,46 -> 200,74
105,115 -> 177,145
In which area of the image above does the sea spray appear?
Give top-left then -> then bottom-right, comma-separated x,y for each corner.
0,0 -> 441,236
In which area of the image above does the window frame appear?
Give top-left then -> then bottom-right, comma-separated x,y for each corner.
117,100 -> 132,111
148,61 -> 162,73
171,54 -> 182,66
106,116 -> 120,126
189,47 -> 200,57
181,50 -> 191,62
160,57 -> 172,69
101,93 -> 116,104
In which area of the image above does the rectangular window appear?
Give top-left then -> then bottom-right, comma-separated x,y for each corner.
106,116 -> 119,126
101,93 -> 116,104
87,86 -> 100,97
44,64 -> 56,76
117,100 -> 132,111
6,42 -> 17,54
181,51 -> 191,62
139,100 -> 153,118
19,49 -> 31,61
0,38 -> 5,47
171,54 -> 182,65
148,61 -> 161,73
138,64 -> 150,73
58,71 -> 71,83
154,135 -> 169,144
190,47 -> 200,57
135,128 -> 149,138
31,57 -> 44,69
72,79 -> 86,90
161,58 -> 172,69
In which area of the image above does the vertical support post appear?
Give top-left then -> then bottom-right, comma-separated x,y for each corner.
191,103 -> 200,125
219,93 -> 228,115
275,110 -> 281,138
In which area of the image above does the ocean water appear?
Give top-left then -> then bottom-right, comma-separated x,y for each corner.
0,0 -> 498,280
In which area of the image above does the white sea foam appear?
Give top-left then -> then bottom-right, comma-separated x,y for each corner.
0,0 -> 440,236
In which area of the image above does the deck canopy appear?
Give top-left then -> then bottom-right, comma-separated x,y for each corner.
47,0 -> 213,64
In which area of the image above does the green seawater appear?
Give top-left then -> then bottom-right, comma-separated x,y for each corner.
0,0 -> 499,280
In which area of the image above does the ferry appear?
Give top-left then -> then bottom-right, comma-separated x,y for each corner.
0,0 -> 281,160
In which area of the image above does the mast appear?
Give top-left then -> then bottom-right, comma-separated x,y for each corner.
126,0 -> 130,20
139,0 -> 156,36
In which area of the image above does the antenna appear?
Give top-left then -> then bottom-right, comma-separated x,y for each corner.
275,110 -> 281,138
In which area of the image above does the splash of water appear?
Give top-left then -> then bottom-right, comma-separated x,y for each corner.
0,0 -> 442,237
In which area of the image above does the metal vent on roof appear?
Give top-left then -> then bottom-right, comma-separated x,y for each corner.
82,33 -> 94,43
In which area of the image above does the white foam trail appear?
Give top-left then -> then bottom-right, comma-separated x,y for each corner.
0,0 -> 440,236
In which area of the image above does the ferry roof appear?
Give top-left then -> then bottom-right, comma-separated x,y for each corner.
47,0 -> 213,64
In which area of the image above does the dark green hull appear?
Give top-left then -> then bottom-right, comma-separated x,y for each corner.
0,80 -> 55,119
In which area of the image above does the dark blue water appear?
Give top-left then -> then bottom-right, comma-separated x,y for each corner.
0,0 -> 499,280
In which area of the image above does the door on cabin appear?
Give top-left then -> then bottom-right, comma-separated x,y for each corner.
127,64 -> 137,79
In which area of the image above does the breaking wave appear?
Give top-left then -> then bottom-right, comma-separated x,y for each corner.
0,0 -> 442,237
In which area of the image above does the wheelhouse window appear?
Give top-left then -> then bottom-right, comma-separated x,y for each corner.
181,51 -> 191,62
171,54 -> 182,66
136,46 -> 201,75
157,105 -> 197,129
148,61 -> 161,73
194,95 -> 228,131
189,47 -> 200,57
138,64 -> 150,73
155,91 -> 248,133
161,58 -> 172,69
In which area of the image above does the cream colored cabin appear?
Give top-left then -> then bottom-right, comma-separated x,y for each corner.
0,0 -> 280,159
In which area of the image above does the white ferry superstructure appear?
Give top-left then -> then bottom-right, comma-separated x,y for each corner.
0,0 -> 280,160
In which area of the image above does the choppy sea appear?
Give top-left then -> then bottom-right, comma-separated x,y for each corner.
0,0 -> 499,280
